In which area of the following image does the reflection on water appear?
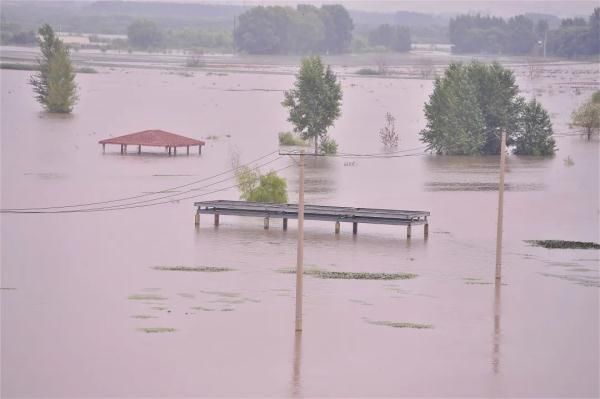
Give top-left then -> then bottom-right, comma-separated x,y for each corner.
291,331 -> 303,397
492,280 -> 502,375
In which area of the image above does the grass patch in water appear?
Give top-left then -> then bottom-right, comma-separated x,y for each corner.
525,240 -> 600,249
279,268 -> 416,280
367,319 -> 433,329
153,266 -> 234,272
131,315 -> 157,319
128,294 -> 167,301
201,290 -> 240,297
191,306 -> 215,311
138,327 -> 176,333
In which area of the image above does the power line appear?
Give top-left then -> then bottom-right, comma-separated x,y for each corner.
2,163 -> 294,214
1,150 -> 279,212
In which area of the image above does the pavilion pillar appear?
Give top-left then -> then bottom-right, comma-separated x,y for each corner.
168,147 -> 172,156
174,147 -> 177,156
120,144 -> 124,154
199,145 -> 202,155
102,143 -> 105,153
124,145 -> 127,153
138,145 -> 141,154
187,146 -> 190,155
195,211 -> 200,226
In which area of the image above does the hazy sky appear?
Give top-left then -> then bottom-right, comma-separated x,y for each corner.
92,0 -> 597,18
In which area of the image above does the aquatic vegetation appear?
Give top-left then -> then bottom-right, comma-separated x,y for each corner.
201,290 -> 241,298
191,306 -> 215,311
138,327 -> 176,333
131,315 -> 157,319
526,240 -> 600,249
128,294 -> 167,301
152,266 -> 234,272
366,319 -> 433,329
279,268 -> 417,280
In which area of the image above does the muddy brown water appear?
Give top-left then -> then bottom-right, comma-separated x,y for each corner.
1,51 -> 598,397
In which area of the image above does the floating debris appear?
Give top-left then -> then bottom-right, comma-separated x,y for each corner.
138,327 -> 176,333
526,240 -> 600,250
153,266 -> 234,272
279,268 -> 416,280
366,319 -> 433,329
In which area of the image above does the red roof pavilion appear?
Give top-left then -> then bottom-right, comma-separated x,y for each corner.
99,129 -> 205,155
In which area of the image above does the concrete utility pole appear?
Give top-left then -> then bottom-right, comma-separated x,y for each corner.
495,130 -> 507,281
295,151 -> 305,331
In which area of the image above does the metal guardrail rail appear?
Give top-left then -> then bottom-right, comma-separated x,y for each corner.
194,200 -> 430,238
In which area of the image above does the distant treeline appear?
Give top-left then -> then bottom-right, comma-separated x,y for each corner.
233,5 -> 354,54
449,8 -> 599,58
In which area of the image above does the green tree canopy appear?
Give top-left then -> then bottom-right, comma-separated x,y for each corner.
514,99 -> 556,155
420,62 -> 556,156
282,56 -> 342,154
127,19 -> 163,49
29,24 -> 78,113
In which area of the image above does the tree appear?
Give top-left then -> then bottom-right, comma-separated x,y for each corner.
379,112 -> 399,148
420,64 -> 486,155
420,62 -> 555,156
571,92 -> 600,140
514,99 -> 556,155
29,24 -> 78,113
127,19 -> 163,49
282,56 -> 342,154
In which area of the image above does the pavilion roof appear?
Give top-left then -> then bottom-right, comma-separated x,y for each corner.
99,130 -> 205,147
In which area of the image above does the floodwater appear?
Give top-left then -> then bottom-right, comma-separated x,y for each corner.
1,49 -> 599,397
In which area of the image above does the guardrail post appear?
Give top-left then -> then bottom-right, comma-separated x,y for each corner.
352,222 -> 358,235
407,224 -> 412,239
214,214 -> 220,226
195,210 -> 200,226
283,218 -> 288,230
264,217 -> 269,230
335,221 -> 340,234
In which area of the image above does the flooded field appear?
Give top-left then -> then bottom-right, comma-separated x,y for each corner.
1,49 -> 599,397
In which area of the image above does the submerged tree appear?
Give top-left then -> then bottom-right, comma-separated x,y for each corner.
571,91 -> 600,140
420,62 -> 555,156
235,166 -> 288,203
29,24 -> 78,113
514,99 -> 556,155
282,56 -> 342,154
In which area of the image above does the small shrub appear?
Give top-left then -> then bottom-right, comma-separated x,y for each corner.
185,55 -> 205,68
356,68 -> 380,75
379,112 -> 399,148
319,136 -> 338,154
278,131 -> 307,146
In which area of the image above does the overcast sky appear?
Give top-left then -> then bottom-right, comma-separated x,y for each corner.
87,0 -> 597,18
